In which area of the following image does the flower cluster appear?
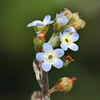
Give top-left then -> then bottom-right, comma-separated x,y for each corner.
27,9 -> 85,72
27,8 -> 85,97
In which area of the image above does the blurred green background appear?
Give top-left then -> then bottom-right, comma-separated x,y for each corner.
0,0 -> 100,100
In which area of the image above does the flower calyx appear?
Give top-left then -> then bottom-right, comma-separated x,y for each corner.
33,36 -> 45,53
47,77 -> 77,95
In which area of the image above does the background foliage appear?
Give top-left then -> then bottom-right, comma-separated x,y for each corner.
0,0 -> 100,100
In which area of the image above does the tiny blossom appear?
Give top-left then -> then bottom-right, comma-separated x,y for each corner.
27,15 -> 54,27
56,14 -> 68,26
59,29 -> 79,51
36,43 -> 64,72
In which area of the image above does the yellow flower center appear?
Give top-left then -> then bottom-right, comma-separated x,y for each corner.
37,22 -> 45,31
37,26 -> 45,31
65,38 -> 70,44
48,55 -> 53,60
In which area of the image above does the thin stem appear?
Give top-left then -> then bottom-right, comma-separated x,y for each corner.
41,70 -> 50,100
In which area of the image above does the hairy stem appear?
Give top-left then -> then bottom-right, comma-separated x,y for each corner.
41,70 -> 50,100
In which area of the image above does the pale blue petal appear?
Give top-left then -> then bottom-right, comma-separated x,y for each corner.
27,23 -> 34,27
43,15 -> 51,24
59,32 -> 63,42
58,18 -> 67,26
54,49 -> 64,57
56,14 -> 68,26
63,15 -> 68,20
46,21 -> 54,25
61,43 -> 68,51
43,43 -> 53,52
57,14 -> 65,17
56,13 -> 59,20
53,58 -> 63,69
36,31 -> 40,34
42,62 -> 51,72
63,29 -> 71,36
27,20 -> 42,27
68,43 -> 79,51
36,23 -> 45,26
36,53 -> 44,61
70,33 -> 79,42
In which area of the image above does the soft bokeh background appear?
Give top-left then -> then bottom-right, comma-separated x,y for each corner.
0,0 -> 100,100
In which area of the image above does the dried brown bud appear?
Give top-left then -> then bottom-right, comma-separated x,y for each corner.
66,55 -> 74,62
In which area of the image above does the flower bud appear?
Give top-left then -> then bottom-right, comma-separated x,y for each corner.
33,36 -> 45,52
73,12 -> 79,20
68,26 -> 76,34
48,77 -> 76,94
53,13 -> 69,32
71,20 -> 82,30
64,9 -> 74,23
31,91 -> 42,100
79,19 -> 86,29
71,19 -> 86,30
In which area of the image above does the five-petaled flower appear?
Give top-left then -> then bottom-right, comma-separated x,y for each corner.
27,15 -> 54,27
56,14 -> 68,26
59,29 -> 79,51
36,43 -> 64,72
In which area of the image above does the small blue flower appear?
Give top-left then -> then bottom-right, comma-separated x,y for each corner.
56,14 -> 68,26
36,43 -> 64,72
27,15 -> 54,27
59,29 -> 79,51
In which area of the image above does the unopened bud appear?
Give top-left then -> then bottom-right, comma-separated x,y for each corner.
48,77 -> 76,95
73,12 -> 79,20
68,26 -> 76,34
64,9 -> 74,23
71,18 -> 86,30
79,19 -> 86,29
33,36 -> 45,52
71,20 -> 81,30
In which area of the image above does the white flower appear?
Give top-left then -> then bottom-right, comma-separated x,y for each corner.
59,29 -> 79,51
56,14 -> 68,26
27,15 -> 54,27
36,43 -> 64,72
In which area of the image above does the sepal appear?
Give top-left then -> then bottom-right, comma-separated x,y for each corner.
33,36 -> 45,52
